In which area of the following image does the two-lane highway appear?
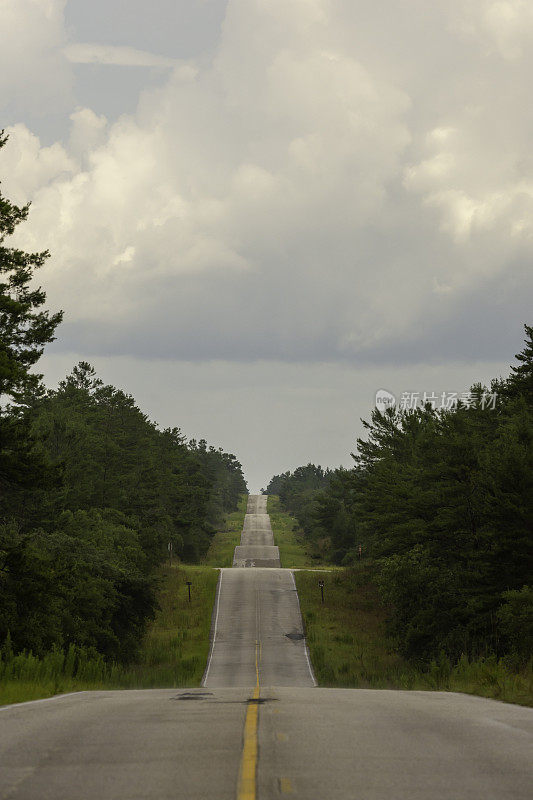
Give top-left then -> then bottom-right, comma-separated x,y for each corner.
233,494 -> 280,567
202,568 -> 315,688
2,685 -> 531,799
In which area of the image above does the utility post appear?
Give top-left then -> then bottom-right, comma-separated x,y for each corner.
168,541 -> 173,567
186,581 -> 192,603
318,579 -> 325,604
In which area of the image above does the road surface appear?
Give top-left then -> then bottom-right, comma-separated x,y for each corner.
1,494 -> 532,799
232,494 -> 280,567
207,493 -> 314,687
1,685 -> 532,799
202,568 -> 315,688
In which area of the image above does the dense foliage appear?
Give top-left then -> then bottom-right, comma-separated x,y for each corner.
266,464 -> 333,556
0,133 -> 246,662
268,328 -> 533,666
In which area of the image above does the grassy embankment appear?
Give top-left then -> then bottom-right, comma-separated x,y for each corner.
0,497 -> 248,706
296,568 -> 533,706
267,497 -> 533,706
0,564 -> 218,706
267,494 -> 319,568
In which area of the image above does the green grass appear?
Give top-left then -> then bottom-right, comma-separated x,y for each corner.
124,563 -> 219,687
0,563 -> 219,706
295,566 -> 413,687
295,566 -> 533,706
267,495 -> 318,568
203,494 -> 248,567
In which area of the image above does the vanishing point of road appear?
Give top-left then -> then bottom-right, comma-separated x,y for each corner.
1,495 -> 532,799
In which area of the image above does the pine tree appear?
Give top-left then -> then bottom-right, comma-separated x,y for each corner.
0,132 -> 63,517
0,132 -> 62,405
504,323 -> 533,403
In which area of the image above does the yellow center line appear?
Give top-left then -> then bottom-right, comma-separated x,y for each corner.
237,640 -> 261,800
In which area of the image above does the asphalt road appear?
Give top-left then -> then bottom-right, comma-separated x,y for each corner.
257,687 -> 533,799
1,687 -> 531,799
0,689 -> 246,800
232,546 -> 281,567
202,567 -> 316,688
233,494 -> 280,566
210,494 -> 313,685
1,494 -> 532,799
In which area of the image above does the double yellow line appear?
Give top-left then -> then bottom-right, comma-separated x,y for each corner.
237,641 -> 261,800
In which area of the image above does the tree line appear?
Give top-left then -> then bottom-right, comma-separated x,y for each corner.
267,328 -> 533,666
0,132 -> 246,663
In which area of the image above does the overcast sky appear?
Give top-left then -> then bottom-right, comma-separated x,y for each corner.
1,0 -> 532,489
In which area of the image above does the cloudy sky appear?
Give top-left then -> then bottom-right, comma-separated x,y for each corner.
1,0 -> 532,489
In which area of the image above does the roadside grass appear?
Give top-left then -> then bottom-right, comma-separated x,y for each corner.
295,566 -> 414,688
122,563 -> 219,688
295,566 -> 533,706
267,495 -> 318,568
203,494 -> 248,567
0,563 -> 219,706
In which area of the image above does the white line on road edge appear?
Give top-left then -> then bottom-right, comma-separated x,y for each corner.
290,570 -> 318,687
0,691 -> 88,712
201,568 -> 224,687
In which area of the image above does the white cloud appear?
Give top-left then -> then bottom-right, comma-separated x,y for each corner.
405,105 -> 533,283
68,108 -> 108,162
0,0 -> 531,367
64,43 -> 192,71
453,0 -> 533,59
0,124 -> 75,204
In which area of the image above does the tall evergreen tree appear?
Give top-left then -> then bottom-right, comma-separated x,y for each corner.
0,131 -> 62,406
0,131 -> 63,522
